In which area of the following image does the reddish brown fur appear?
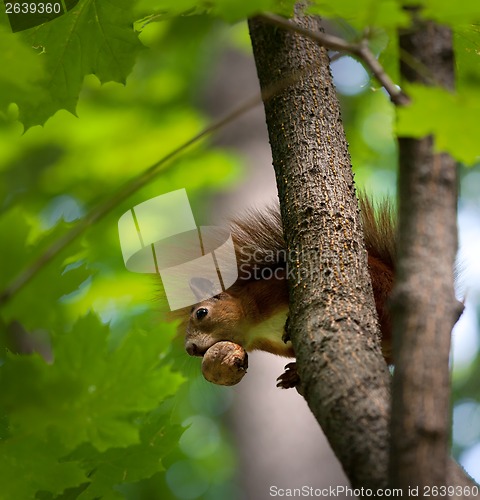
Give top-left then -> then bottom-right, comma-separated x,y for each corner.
175,195 -> 396,363
368,254 -> 395,362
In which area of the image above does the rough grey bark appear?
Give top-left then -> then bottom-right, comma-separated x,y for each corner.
248,13 -> 391,490
389,14 -> 474,493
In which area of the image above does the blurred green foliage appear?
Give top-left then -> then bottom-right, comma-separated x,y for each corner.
0,12 -> 244,500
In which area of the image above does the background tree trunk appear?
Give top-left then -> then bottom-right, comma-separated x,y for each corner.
389,12 -> 469,492
248,12 -> 391,490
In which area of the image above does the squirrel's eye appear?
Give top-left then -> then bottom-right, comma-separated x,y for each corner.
196,308 -> 208,320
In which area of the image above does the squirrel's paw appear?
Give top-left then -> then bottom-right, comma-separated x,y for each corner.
276,362 -> 300,389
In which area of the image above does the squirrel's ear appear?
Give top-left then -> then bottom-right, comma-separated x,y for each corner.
189,277 -> 217,302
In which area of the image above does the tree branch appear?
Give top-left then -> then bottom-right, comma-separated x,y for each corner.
249,11 -> 391,489
259,12 -> 410,106
390,12 -> 477,494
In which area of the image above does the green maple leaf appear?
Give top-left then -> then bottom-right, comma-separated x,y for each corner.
0,314 -> 184,497
63,408 -> 183,499
0,436 -> 87,499
1,314 -> 183,451
308,0 -> 409,29
0,208 -> 91,330
420,0 -> 480,25
13,0 -> 143,127
135,0 -> 295,23
0,28 -> 47,119
397,84 -> 480,165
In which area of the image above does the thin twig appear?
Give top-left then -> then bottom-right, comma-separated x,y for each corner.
0,94 -> 262,307
0,65 -> 322,307
260,13 -> 411,106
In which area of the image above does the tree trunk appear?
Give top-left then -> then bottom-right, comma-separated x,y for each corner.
248,12 -> 391,490
390,12 -> 476,494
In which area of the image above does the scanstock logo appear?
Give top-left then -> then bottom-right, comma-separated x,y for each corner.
118,189 -> 238,311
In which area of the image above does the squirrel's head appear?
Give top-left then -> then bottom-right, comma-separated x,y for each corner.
184,278 -> 245,356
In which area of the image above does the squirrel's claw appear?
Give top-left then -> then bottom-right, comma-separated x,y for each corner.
276,361 -> 300,389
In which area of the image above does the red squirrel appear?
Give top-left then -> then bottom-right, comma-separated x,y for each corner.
178,195 -> 396,385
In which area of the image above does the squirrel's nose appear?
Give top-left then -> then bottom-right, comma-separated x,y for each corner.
185,341 -> 201,357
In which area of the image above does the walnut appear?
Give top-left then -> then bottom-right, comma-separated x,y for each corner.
201,341 -> 248,386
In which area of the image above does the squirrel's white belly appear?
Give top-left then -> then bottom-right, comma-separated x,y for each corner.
246,308 -> 292,354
